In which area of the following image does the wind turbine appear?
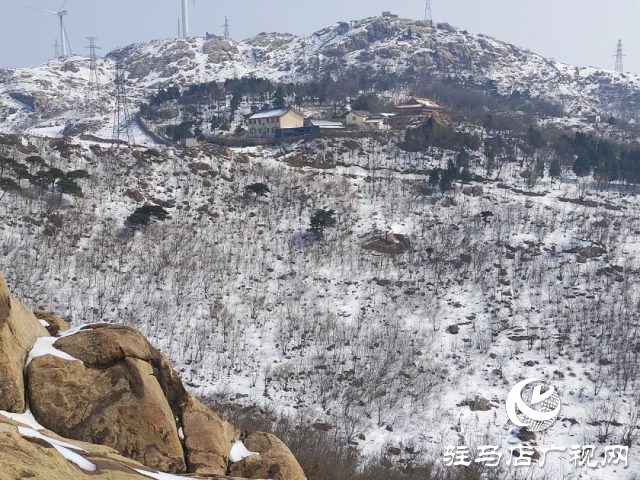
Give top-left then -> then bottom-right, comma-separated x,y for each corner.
22,1 -> 72,57
181,0 -> 195,38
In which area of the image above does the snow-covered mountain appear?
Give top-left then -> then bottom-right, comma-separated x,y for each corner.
2,16 -> 640,139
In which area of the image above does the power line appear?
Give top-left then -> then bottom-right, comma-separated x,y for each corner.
112,55 -> 135,146
614,40 -> 625,74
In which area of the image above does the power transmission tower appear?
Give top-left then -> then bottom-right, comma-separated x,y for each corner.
54,39 -> 60,59
424,0 -> 433,25
86,37 -> 101,101
614,40 -> 625,73
112,56 -> 135,146
222,16 -> 230,40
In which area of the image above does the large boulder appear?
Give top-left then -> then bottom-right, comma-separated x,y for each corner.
27,324 -> 243,476
181,396 -> 240,475
0,273 -> 49,413
229,431 -> 306,480
27,354 -> 187,474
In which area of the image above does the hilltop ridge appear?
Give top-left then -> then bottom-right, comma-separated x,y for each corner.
1,15 -> 640,140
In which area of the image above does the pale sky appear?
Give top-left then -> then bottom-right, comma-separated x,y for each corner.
1,0 -> 637,73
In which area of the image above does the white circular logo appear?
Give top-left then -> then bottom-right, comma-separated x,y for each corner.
506,379 -> 561,432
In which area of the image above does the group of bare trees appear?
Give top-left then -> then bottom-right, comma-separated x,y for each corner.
0,128 -> 639,465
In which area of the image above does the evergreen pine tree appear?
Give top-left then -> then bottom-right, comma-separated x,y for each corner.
549,159 -> 562,180
573,155 -> 591,177
274,86 -> 287,109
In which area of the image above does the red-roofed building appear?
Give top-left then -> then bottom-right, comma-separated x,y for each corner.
394,97 -> 446,117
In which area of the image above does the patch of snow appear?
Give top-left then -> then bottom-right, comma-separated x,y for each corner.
38,320 -> 49,327
25,337 -> 79,369
134,469 -> 198,480
57,325 -> 94,339
229,440 -> 259,463
178,427 -> 184,440
0,404 -> 44,431
18,426 -> 96,472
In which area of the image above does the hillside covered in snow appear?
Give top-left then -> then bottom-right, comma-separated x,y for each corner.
2,16 -> 640,140
1,117 -> 640,478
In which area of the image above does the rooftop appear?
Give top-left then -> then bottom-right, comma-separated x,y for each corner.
249,108 -> 292,120
396,97 -> 446,110
349,110 -> 373,118
308,119 -> 345,128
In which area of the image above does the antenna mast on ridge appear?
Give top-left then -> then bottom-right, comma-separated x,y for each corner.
424,0 -> 433,25
614,40 -> 625,73
222,16 -> 230,40
54,39 -> 60,59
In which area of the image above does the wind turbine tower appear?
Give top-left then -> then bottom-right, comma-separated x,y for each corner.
22,1 -> 71,57
181,0 -> 190,38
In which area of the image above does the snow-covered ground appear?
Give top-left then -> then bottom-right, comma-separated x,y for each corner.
0,129 -> 639,478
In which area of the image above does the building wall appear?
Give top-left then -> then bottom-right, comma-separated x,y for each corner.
365,121 -> 385,131
280,111 -> 305,129
248,110 -> 304,138
249,117 -> 279,138
346,112 -> 367,129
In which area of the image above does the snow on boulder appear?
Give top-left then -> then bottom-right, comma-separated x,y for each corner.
229,431 -> 306,480
229,440 -> 259,463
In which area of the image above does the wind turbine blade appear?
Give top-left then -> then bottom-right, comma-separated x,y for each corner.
58,0 -> 68,11
21,4 -> 58,14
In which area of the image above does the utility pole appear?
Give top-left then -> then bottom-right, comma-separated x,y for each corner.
424,0 -> 433,25
86,37 -> 101,102
222,16 -> 230,40
112,55 -> 135,146
614,40 -> 625,73
54,39 -> 60,59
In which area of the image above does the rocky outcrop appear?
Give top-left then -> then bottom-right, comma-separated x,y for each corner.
203,37 -> 240,64
0,414 -> 245,480
0,273 -> 49,412
28,353 -> 187,473
0,275 -> 306,479
9,91 -> 50,114
33,310 -> 69,336
181,396 -> 240,475
27,324 -> 237,474
229,431 -> 306,480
